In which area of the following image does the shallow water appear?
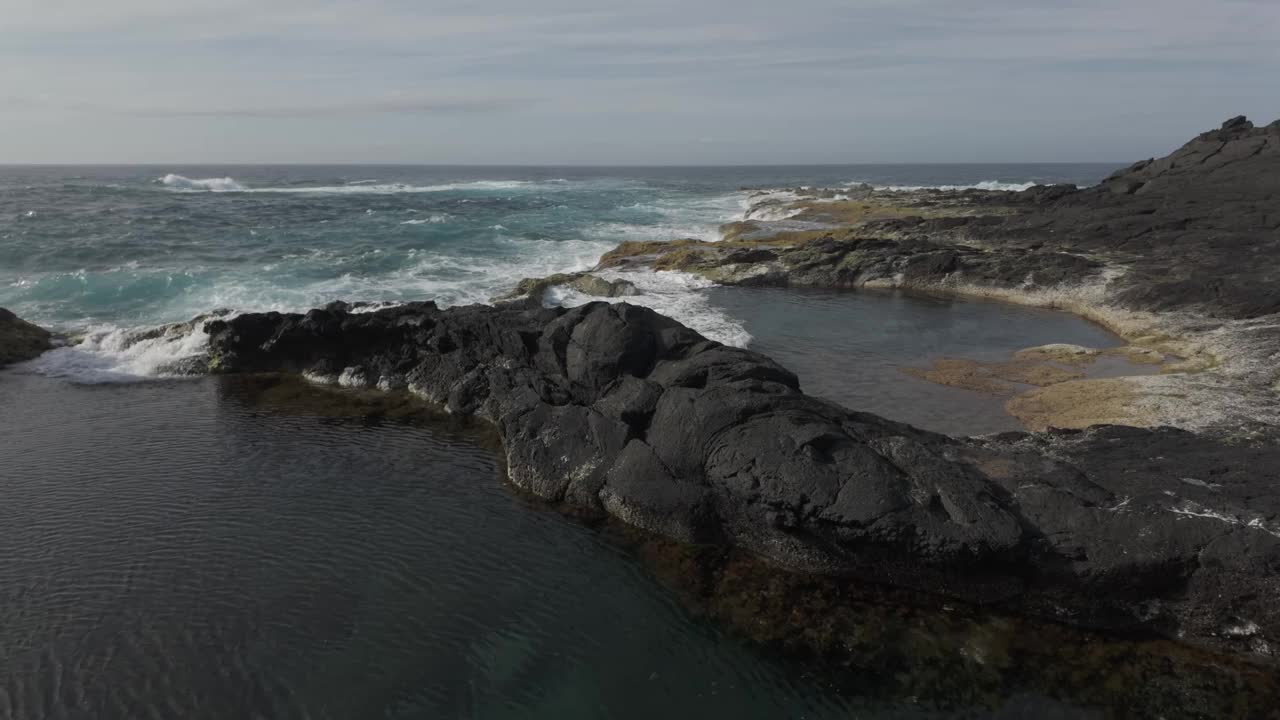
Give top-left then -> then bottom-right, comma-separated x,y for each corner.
705,286 -> 1141,435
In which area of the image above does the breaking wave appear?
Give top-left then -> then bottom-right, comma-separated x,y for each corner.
866,180 -> 1038,192
26,318 -> 219,383
547,270 -> 752,348
160,174 -> 248,192
400,214 -> 452,225
158,176 -> 566,195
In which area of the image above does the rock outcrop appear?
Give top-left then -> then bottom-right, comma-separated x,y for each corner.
0,308 -> 51,367
495,272 -> 639,304
541,117 -> 1280,435
589,116 -> 1280,320
204,299 -> 1280,661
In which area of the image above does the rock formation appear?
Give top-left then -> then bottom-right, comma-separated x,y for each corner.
203,299 -> 1280,660
0,308 -> 51,367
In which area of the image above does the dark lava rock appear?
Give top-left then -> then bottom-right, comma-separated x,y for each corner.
0,308 -> 52,367
977,115 -> 1280,318
205,300 -> 1280,660
677,116 -> 1280,321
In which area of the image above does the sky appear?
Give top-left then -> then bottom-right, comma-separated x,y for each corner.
2,0 -> 1278,164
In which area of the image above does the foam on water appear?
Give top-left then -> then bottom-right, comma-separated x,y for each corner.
548,269 -> 753,348
26,319 -> 217,383
400,214 -> 451,225
585,191 -> 743,244
160,174 -> 249,192
865,180 -> 1038,192
159,175 -> 562,195
7,165 -> 1102,385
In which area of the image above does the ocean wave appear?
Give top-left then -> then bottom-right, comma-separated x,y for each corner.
864,180 -> 1038,192
400,214 -> 452,225
26,317 -> 219,383
159,174 -> 248,192
584,220 -> 721,244
157,176 -> 567,195
547,269 -> 752,348
742,190 -> 806,222
253,180 -> 547,194
584,191 -> 745,244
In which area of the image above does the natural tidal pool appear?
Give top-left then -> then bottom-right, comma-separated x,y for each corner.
0,372 -> 1269,719
706,286 -> 1147,435
0,373 -> 861,719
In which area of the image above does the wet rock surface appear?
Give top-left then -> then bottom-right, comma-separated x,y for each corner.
0,307 -> 52,367
495,271 -> 639,303
204,299 -> 1280,662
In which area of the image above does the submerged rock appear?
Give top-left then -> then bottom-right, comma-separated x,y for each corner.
0,308 -> 52,367
204,300 -> 1280,661
902,357 -> 1085,393
1013,343 -> 1101,365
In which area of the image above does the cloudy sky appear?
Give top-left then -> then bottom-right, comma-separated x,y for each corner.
2,0 -> 1278,164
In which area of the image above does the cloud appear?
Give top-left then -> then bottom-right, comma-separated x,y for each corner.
0,94 -> 532,118
0,0 -> 1277,162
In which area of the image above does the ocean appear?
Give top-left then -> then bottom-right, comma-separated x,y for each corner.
0,163 -> 1117,383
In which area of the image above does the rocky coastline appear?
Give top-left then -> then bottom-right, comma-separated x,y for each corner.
3,117 -> 1279,712
531,116 -> 1280,436
192,295 -> 1280,662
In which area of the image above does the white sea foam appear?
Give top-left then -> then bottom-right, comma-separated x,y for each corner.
160,175 -> 570,193
160,174 -> 249,192
25,318 -> 218,383
251,180 -> 545,194
158,176 -> 567,195
400,214 -> 451,225
865,180 -> 1038,192
548,269 -> 752,348
743,190 -> 806,221
585,191 -> 744,244
27,179 -> 756,382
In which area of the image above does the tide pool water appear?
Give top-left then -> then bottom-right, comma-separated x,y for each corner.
0,373 -> 1142,719
1,164 -> 1117,382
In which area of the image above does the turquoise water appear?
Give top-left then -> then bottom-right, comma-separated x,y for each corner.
1,164 -> 1118,384
1,164 -> 1114,332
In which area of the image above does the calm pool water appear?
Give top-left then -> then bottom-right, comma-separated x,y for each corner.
707,286 -> 1138,435
0,373 -> 879,720
0,365 -> 1267,719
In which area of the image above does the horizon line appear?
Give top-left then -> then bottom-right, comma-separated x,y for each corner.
0,160 -> 1128,168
